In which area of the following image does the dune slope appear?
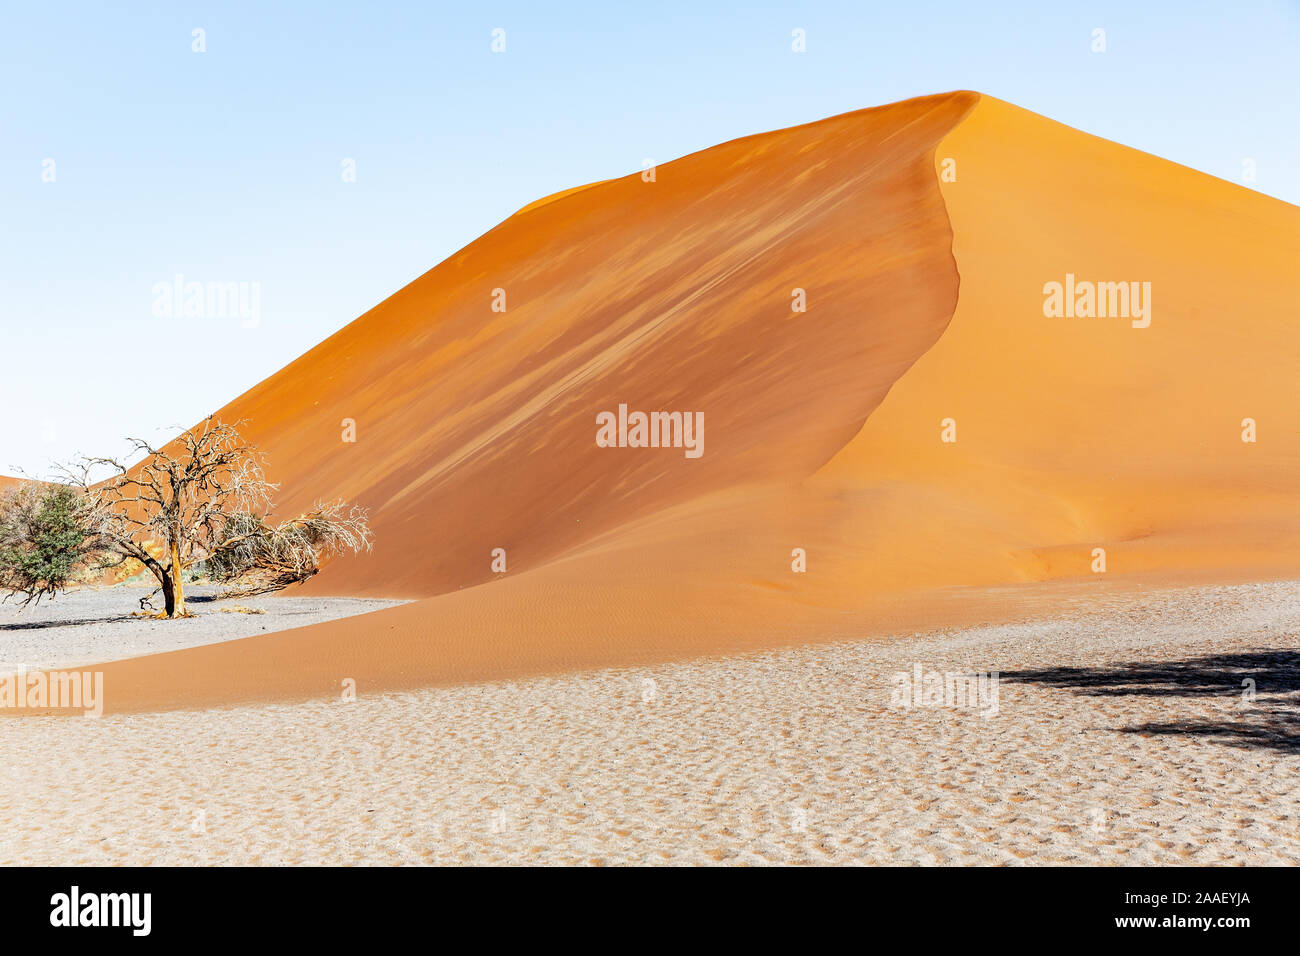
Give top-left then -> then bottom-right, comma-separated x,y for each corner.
222,91 -> 977,600
14,91 -> 1300,715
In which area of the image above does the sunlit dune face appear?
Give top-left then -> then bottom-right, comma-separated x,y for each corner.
820,95 -> 1300,587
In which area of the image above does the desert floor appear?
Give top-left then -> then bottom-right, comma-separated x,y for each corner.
0,587 -> 406,671
1,579 -> 1297,865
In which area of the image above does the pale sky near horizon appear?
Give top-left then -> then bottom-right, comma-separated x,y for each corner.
2,1 -> 1298,476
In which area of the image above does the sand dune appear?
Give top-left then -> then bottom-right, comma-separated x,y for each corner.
7,91 -> 1299,715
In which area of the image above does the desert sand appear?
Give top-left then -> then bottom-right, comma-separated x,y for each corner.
1,579 -> 1296,865
0,588 -> 404,672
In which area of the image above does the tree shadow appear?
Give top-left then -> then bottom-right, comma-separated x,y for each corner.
0,613 -> 138,631
0,590 -> 231,630
1001,650 -> 1300,754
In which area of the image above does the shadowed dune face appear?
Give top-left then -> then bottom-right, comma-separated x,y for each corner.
11,90 -> 1300,715
216,91 -> 977,599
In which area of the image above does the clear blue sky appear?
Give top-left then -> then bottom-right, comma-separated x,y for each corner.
3,1 -> 1297,475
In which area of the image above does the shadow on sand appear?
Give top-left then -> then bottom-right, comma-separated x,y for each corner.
0,614 -> 137,632
0,592 -> 226,631
1001,650 -> 1300,754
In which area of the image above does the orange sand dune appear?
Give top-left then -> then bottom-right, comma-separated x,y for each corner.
13,91 -> 1300,715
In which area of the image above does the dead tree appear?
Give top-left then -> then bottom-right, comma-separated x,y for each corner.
30,417 -> 373,618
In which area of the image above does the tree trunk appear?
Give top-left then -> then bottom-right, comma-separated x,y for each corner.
161,573 -> 176,618
169,540 -> 186,617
